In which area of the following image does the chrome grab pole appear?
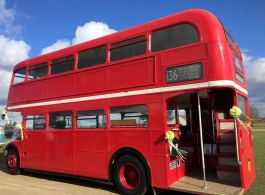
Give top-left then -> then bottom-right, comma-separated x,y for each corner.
198,93 -> 207,189
234,119 -> 242,165
211,92 -> 215,143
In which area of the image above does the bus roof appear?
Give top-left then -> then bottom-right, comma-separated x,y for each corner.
13,9 -> 225,71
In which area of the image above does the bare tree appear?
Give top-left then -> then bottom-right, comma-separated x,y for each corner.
249,105 -> 260,120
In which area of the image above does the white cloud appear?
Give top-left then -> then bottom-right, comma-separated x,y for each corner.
0,35 -> 30,69
41,21 -> 117,54
243,53 -> 265,117
0,0 -> 30,125
243,53 -> 265,84
0,36 -> 29,123
72,21 -> 117,45
0,0 -> 21,36
40,39 -> 70,55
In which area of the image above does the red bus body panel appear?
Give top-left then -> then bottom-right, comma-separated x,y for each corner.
5,9 -> 255,194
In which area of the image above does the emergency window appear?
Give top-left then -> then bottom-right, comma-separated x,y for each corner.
25,114 -> 46,130
110,105 -> 148,128
76,109 -> 106,128
13,68 -> 26,84
151,23 -> 198,52
49,111 -> 72,129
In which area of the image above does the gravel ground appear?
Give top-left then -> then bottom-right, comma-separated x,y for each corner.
0,164 -> 120,195
0,165 -> 188,195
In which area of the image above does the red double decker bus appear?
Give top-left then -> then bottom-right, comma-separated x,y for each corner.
3,9 -> 255,195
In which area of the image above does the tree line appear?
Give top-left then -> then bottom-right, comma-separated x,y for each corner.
2,122 -> 17,130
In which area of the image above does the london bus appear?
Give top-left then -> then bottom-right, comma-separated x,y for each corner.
2,9 -> 255,195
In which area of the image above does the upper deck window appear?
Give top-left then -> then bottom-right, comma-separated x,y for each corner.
78,46 -> 106,69
110,36 -> 146,62
234,55 -> 242,73
225,32 -> 238,53
13,68 -> 26,84
28,62 -> 48,80
151,23 -> 198,52
51,55 -> 74,75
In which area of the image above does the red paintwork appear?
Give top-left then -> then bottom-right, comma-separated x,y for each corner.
5,9 -> 255,194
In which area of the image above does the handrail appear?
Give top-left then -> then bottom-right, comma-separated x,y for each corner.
197,94 -> 207,189
234,119 -> 242,165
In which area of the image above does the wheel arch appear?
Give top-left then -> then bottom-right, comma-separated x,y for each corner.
109,147 -> 151,185
4,143 -> 20,157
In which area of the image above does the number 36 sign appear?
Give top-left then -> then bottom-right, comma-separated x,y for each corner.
166,62 -> 203,83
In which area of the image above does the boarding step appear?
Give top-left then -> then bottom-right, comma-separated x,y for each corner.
218,153 -> 239,166
218,141 -> 237,153
216,165 -> 240,180
170,169 -> 244,195
217,129 -> 236,141
219,119 -> 235,130
217,112 -> 227,119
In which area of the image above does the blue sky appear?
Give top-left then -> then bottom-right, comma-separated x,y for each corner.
0,0 -> 265,124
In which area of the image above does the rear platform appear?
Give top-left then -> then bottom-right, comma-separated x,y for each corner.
169,169 -> 244,195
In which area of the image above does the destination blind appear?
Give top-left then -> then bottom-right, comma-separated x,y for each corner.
166,62 -> 203,83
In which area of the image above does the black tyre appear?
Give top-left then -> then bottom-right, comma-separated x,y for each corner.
6,148 -> 21,175
114,155 -> 149,195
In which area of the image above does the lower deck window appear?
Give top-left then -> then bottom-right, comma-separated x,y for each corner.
25,114 -> 46,130
237,94 -> 247,122
49,111 -> 72,129
110,105 -> 148,128
76,109 -> 106,128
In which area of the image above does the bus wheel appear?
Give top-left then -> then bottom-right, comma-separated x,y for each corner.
6,148 -> 20,175
114,155 -> 148,195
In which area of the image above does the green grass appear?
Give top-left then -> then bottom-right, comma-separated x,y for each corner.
0,144 -> 5,165
251,122 -> 265,128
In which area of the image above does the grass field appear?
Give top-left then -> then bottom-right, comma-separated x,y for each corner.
0,144 -> 5,165
0,131 -> 264,194
251,122 -> 265,129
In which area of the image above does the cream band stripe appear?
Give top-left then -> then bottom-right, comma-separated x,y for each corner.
7,80 -> 247,110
